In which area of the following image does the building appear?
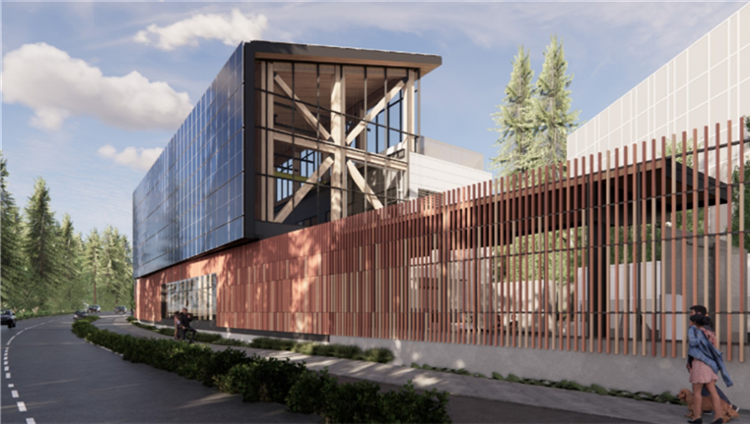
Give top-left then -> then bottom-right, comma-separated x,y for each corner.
568,3 -> 750,167
134,40 -> 748,406
133,41 -> 490,326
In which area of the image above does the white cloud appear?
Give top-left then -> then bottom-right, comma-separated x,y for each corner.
2,42 -> 192,131
98,144 -> 163,171
134,9 -> 267,50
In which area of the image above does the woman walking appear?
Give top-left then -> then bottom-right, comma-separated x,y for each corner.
687,314 -> 733,424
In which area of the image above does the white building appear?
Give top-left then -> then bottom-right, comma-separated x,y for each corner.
568,3 -> 750,179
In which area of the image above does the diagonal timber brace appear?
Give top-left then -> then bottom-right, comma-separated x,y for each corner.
274,74 -> 333,142
274,156 -> 335,223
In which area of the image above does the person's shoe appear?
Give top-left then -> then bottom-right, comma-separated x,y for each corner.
687,419 -> 703,424
732,405 -> 740,413
710,419 -> 723,424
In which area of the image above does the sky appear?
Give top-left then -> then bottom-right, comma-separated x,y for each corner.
2,1 -> 747,241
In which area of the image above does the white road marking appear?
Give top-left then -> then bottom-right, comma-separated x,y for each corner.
8,383 -> 14,388
17,401 -> 26,412
11,390 -> 18,398
26,418 -> 36,424
4,366 -> 8,371
4,361 -> 8,365
6,372 -> 11,378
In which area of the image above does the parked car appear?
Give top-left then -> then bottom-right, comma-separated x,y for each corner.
87,304 -> 101,313
114,306 -> 127,314
73,310 -> 88,320
1,310 -> 16,328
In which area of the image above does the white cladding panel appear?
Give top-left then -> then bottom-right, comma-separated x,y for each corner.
569,3 -> 750,174
408,153 -> 492,198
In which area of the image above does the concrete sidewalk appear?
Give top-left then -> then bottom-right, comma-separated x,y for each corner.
95,315 -> 746,424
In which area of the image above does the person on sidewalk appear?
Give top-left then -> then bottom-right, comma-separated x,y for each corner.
689,305 -> 740,416
179,307 -> 197,344
173,311 -> 182,340
687,314 -> 733,424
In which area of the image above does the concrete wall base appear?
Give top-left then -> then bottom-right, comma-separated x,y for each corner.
331,335 -> 750,408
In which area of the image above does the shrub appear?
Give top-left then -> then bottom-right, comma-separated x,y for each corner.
214,363 -> 255,396
74,320 -> 449,422
213,338 -> 251,348
318,380 -> 382,424
361,348 -> 393,363
126,316 -> 137,322
246,357 -> 308,403
198,348 -> 254,387
286,368 -> 339,414
379,381 -> 451,424
250,337 -> 296,351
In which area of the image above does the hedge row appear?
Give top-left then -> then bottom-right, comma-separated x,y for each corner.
249,337 -> 393,363
128,319 -> 393,364
74,319 -> 450,423
410,362 -> 683,405
15,309 -> 76,320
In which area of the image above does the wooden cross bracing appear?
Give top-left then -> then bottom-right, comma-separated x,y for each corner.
265,66 -> 416,225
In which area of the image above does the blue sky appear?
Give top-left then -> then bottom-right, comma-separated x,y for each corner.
2,1 -> 746,240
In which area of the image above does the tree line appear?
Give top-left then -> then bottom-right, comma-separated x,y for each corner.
1,152 -> 133,313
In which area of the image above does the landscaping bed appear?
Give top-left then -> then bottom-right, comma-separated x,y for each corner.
127,317 -> 393,364
74,317 -> 450,424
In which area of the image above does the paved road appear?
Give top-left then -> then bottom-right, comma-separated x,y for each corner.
0,313 -> 315,424
95,315 -> 642,423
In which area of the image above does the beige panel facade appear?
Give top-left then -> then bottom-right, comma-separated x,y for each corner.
568,3 -> 750,182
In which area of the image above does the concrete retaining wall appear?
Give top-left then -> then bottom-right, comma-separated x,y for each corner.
331,335 -> 750,408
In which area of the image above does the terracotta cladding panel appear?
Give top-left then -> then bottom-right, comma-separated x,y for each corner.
138,122 -> 745,360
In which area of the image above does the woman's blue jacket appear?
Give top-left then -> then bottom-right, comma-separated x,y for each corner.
688,326 -> 733,387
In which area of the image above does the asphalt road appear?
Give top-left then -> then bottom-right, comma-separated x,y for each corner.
0,313 -> 315,424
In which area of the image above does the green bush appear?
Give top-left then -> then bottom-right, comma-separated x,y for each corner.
361,348 -> 393,363
213,337 -> 251,348
16,310 -> 76,320
214,362 -> 255,396
379,381 -> 451,424
245,357 -> 308,403
126,316 -> 136,322
250,337 -> 296,351
217,357 -> 307,403
198,348 -> 254,387
74,320 -> 450,422
319,380 -> 382,424
286,368 -> 339,414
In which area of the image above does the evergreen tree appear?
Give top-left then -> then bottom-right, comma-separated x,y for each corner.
83,229 -> 102,305
55,214 -> 87,310
533,35 -> 580,175
22,178 -> 62,309
0,153 -> 27,309
491,46 -> 538,177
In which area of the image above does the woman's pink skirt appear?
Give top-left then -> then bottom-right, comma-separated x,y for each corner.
690,359 -> 719,384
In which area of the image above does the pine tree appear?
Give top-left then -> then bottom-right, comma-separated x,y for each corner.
533,35 -> 580,176
22,177 -> 62,309
55,214 -> 86,310
0,153 -> 27,309
83,229 -> 102,305
491,46 -> 538,177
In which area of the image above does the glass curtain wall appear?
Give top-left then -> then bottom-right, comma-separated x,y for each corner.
254,60 -> 418,226
133,45 -> 244,278
163,274 -> 218,321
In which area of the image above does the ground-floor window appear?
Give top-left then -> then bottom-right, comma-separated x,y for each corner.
162,274 -> 217,321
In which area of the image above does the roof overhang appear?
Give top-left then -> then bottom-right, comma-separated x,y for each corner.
245,40 -> 442,76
